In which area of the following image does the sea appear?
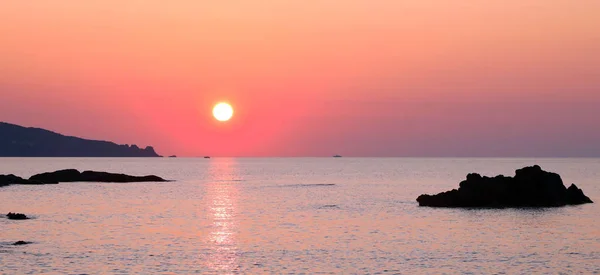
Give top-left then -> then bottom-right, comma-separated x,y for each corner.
1,158 -> 599,274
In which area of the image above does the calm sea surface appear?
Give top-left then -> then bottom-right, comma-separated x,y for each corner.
1,158 -> 599,274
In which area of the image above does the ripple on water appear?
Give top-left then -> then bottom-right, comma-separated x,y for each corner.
1,158 -> 600,273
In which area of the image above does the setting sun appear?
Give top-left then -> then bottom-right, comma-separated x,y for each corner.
213,102 -> 234,122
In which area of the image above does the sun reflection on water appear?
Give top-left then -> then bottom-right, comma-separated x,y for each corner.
205,158 -> 240,273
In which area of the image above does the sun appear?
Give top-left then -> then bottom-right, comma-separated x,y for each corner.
213,102 -> 234,122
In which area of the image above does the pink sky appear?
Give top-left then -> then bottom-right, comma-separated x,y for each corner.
1,1 -> 599,156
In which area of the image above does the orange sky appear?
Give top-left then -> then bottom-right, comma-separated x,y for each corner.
1,1 -> 600,156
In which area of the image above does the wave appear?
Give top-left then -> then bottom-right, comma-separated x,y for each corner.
318,204 -> 340,209
283,183 -> 336,187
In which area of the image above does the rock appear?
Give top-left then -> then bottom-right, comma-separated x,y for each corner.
417,165 -> 593,208
12,241 -> 32,246
0,174 -> 48,187
566,183 -> 593,204
0,176 -> 10,187
6,212 -> 29,220
29,169 -> 80,183
29,169 -> 168,183
79,170 -> 167,182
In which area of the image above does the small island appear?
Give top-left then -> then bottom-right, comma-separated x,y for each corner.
6,212 -> 29,220
1,169 -> 168,187
417,165 -> 593,208
0,122 -> 161,157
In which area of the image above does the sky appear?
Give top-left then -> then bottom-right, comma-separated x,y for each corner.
1,1 -> 599,157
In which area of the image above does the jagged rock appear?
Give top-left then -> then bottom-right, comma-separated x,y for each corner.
417,165 -> 593,208
29,169 -> 167,183
6,212 -> 29,220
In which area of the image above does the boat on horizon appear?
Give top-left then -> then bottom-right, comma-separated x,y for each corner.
204,156 -> 211,159
333,155 -> 342,158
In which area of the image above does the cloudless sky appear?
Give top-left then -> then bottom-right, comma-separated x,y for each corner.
1,1 -> 599,156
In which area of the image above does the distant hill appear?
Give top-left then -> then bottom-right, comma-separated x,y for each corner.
0,122 -> 161,157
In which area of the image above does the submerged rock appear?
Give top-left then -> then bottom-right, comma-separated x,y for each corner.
6,212 -> 29,220
29,169 -> 168,183
417,165 -> 593,208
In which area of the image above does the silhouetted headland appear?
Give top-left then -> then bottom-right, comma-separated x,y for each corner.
0,169 -> 168,187
0,122 -> 161,157
417,165 -> 593,208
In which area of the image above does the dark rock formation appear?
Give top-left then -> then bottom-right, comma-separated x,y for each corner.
29,169 -> 167,183
417,165 -> 593,208
80,171 -> 166,183
0,174 -> 48,187
28,169 -> 80,184
12,241 -> 32,246
6,213 -> 29,220
1,169 -> 168,187
0,122 -> 161,157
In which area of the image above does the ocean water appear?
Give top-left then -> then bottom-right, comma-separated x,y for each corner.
1,158 -> 599,274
